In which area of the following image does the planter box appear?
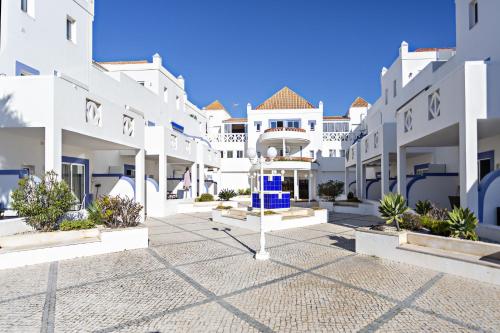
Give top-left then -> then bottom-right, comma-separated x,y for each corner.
0,225 -> 148,270
0,218 -> 34,237
333,200 -> 380,216
356,228 -> 500,285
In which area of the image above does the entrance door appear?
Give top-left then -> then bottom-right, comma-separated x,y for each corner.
282,177 -> 294,198
62,162 -> 86,203
299,179 -> 309,200
478,151 -> 494,181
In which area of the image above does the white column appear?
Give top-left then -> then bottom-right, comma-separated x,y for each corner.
135,148 -> 145,221
397,146 -> 407,198
293,169 -> 299,200
159,154 -> 167,201
44,126 -> 62,177
360,164 -> 367,199
459,119 -> 479,213
199,162 -> 205,195
282,138 -> 286,157
381,150 -> 390,197
191,163 -> 198,199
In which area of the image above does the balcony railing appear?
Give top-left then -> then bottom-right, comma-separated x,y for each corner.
211,133 -> 247,143
264,127 -> 306,133
274,156 -> 313,162
322,132 -> 349,142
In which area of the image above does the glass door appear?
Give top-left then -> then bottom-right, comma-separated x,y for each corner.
62,162 -> 86,203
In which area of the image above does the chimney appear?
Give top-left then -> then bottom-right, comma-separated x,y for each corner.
152,53 -> 162,67
177,75 -> 185,89
399,41 -> 409,56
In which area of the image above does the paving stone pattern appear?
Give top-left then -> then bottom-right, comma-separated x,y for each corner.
0,212 -> 499,332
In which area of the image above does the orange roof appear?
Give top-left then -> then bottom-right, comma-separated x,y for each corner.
223,118 -> 247,123
415,47 -> 455,52
351,97 -> 369,108
204,100 -> 226,111
323,116 -> 350,120
256,87 -> 315,110
98,60 -> 149,65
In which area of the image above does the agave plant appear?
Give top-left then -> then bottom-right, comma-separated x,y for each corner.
378,193 -> 409,231
415,200 -> 432,216
447,207 -> 478,241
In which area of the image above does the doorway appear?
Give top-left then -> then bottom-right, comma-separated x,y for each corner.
62,157 -> 89,206
478,151 -> 494,181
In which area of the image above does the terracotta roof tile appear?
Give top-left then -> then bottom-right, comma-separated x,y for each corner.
98,60 -> 149,65
323,116 -> 350,120
351,97 -> 369,108
223,118 -> 247,123
415,47 -> 455,52
256,87 -> 315,110
204,100 -> 226,111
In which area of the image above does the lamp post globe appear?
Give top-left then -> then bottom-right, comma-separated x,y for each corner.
267,147 -> 277,160
247,147 -> 257,160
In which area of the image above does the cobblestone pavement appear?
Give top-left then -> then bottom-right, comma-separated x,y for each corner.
1,212 -> 499,332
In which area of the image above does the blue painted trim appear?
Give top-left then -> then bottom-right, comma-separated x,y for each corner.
119,176 -> 136,199
92,173 -> 122,178
414,163 -> 430,175
389,179 -> 398,192
171,121 -> 185,133
406,173 -> 459,206
178,131 -> 213,149
15,61 -> 40,76
62,156 -> 90,207
478,169 -> 500,223
146,178 -> 159,192
0,169 -> 28,178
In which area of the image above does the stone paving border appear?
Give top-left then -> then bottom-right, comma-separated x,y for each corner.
1,212 -> 498,332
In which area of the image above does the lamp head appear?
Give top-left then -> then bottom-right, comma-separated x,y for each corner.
267,147 -> 277,160
247,147 -> 257,159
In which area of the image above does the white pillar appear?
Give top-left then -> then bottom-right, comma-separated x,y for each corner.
360,164 -> 367,199
199,162 -> 205,195
459,119 -> 479,213
282,138 -> 286,157
397,146 -> 407,198
191,163 -> 198,199
135,148 -> 145,221
293,169 -> 299,200
381,151 -> 390,197
44,127 -> 62,177
159,154 -> 167,201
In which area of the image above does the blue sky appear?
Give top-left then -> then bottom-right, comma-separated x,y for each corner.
93,0 -> 456,118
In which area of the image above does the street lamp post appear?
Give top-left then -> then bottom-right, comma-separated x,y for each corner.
247,147 -> 277,260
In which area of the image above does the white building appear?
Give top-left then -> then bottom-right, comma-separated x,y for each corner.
346,0 -> 500,238
0,0 -> 220,218
207,87 -> 368,200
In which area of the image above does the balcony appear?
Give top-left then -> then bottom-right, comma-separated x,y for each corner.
259,127 -> 310,145
211,133 -> 247,143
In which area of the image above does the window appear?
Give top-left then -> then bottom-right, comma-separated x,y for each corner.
66,16 -> 76,43
384,88 -> 388,105
21,0 -> 34,17
176,96 -> 180,110
138,81 -> 145,86
393,80 -> 397,98
227,151 -> 234,158
163,87 -> 168,103
257,152 -> 261,158
308,120 -> 316,131
340,150 -> 346,158
329,149 -> 335,157
170,134 -> 177,149
254,121 -> 261,132
21,0 -> 27,12
220,151 -> 224,158
237,150 -> 243,158
469,0 -> 479,29
270,119 -> 299,128
323,122 -> 349,132
310,150 -> 315,159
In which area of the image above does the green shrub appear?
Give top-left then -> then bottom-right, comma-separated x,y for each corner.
237,188 -> 251,195
421,215 -> 451,237
86,201 -> 104,225
415,200 -> 433,216
59,219 -> 96,231
378,193 -> 409,231
447,207 -> 478,241
400,212 -> 422,231
218,189 -> 237,201
215,205 -> 232,210
317,180 -> 344,202
428,207 -> 449,221
93,195 -> 143,228
347,192 -> 355,200
196,193 -> 214,202
11,171 -> 74,231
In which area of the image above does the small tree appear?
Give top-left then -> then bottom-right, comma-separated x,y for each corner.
378,193 -> 409,231
218,189 -> 237,201
11,171 -> 74,231
317,180 -> 344,202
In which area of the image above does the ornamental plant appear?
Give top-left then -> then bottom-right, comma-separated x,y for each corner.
378,193 -> 409,231
11,171 -> 74,231
317,180 -> 344,202
91,195 -> 142,228
446,207 -> 478,241
59,219 -> 96,231
218,189 -> 237,201
196,193 -> 214,202
415,200 -> 433,216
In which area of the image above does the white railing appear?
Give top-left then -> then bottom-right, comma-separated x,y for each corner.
322,132 -> 349,142
211,133 -> 247,143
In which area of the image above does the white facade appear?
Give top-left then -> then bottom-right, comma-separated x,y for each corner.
0,0 -> 220,218
346,0 -> 500,231
208,88 -> 368,200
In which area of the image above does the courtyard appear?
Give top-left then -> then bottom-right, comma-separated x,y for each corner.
1,212 -> 499,333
